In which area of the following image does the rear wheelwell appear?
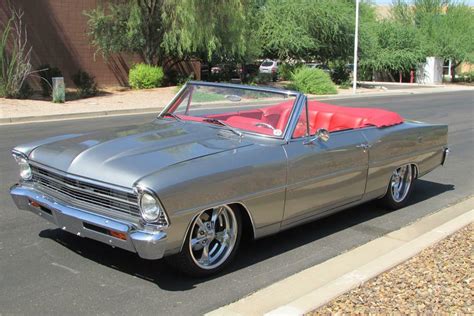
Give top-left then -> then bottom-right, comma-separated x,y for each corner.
412,163 -> 419,179
230,203 -> 255,242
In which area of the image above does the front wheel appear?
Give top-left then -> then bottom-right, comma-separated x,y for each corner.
380,164 -> 415,210
170,205 -> 241,277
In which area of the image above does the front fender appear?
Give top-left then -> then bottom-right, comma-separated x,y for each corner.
138,143 -> 288,253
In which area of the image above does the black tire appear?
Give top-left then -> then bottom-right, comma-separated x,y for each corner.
379,164 -> 415,210
168,205 -> 242,277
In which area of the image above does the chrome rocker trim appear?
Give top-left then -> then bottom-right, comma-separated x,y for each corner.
10,183 -> 167,260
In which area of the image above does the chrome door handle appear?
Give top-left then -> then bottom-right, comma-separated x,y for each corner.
356,143 -> 371,150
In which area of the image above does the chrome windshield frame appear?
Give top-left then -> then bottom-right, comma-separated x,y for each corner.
157,81 -> 304,142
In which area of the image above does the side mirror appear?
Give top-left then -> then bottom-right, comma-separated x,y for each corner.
316,128 -> 330,142
303,128 -> 330,145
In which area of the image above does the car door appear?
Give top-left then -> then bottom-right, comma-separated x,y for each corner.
282,101 -> 369,226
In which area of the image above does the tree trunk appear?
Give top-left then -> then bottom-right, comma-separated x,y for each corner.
451,60 -> 461,82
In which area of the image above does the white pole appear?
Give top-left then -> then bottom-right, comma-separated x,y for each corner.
352,0 -> 360,94
447,59 -> 452,81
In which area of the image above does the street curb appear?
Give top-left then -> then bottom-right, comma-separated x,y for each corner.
0,107 -> 163,125
1,87 -> 472,125
206,197 -> 474,316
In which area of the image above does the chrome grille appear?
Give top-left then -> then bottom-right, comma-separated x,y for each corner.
31,165 -> 140,217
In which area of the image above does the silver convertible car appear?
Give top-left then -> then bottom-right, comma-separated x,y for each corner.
10,82 -> 448,276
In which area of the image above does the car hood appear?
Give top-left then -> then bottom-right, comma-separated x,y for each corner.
28,119 -> 253,188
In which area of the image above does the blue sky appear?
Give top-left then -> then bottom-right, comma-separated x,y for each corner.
374,0 -> 473,3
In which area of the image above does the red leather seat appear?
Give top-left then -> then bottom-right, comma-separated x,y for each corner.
191,99 -> 403,138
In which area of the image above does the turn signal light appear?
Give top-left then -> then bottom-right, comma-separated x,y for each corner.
109,230 -> 127,240
29,200 -> 40,207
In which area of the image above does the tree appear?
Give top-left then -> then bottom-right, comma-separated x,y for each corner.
85,0 -> 256,67
258,0 -> 354,63
391,0 -> 474,81
418,3 -> 474,80
360,20 -> 425,79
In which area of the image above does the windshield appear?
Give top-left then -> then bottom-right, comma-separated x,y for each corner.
261,61 -> 274,67
161,83 -> 297,137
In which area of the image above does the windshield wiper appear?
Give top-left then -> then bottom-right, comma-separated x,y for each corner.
202,118 -> 243,137
161,112 -> 182,121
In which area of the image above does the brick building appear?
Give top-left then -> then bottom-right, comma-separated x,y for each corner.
1,0 -> 198,88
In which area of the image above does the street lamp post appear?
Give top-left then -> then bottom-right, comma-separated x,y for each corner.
353,0 -> 360,94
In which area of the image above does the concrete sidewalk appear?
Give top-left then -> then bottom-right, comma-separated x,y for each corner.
206,196 -> 474,316
0,84 -> 472,125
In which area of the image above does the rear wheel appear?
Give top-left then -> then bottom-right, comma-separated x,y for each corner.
171,205 -> 241,277
380,164 -> 415,210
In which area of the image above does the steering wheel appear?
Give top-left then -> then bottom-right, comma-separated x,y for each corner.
255,122 -> 275,130
255,122 -> 283,136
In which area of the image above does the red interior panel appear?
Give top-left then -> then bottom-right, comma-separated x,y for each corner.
175,99 -> 403,138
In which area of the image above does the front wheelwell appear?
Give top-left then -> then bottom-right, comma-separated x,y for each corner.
229,203 -> 255,242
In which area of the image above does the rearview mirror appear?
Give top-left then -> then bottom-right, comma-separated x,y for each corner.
303,128 -> 330,145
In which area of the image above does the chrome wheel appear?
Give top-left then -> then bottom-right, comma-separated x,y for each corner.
188,205 -> 238,270
390,165 -> 413,203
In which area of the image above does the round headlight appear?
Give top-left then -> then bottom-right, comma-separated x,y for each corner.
14,155 -> 32,180
139,192 -> 161,222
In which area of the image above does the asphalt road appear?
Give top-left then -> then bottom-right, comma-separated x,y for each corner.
0,91 -> 473,315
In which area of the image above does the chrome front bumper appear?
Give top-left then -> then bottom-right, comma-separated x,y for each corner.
10,184 -> 167,260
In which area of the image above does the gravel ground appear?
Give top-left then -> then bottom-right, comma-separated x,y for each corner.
0,86 -> 177,119
311,223 -> 473,315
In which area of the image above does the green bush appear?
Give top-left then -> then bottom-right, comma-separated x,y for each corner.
279,63 -> 302,81
330,63 -> 350,85
456,71 -> 474,83
72,70 -> 98,97
37,64 -> 62,96
129,63 -> 164,89
250,73 -> 273,85
291,67 -> 337,95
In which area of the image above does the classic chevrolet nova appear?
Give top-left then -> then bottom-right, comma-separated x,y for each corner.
10,82 -> 448,276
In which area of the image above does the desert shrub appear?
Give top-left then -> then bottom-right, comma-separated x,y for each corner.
37,64 -> 62,96
338,80 -> 351,89
72,70 -> 98,97
456,71 -> 474,83
250,73 -> 273,85
129,63 -> 164,89
0,7 -> 34,98
330,63 -> 350,85
279,63 -> 302,81
291,67 -> 337,95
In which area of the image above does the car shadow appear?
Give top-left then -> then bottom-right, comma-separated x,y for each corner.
39,179 -> 454,291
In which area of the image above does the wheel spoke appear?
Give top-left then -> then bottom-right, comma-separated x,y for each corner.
210,207 -> 222,228
215,231 -> 226,243
390,165 -> 413,203
188,205 -> 238,270
191,237 -> 205,250
195,216 -> 206,231
200,245 -> 210,264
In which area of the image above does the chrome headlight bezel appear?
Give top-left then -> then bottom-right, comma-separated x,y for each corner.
12,151 -> 32,181
134,186 -> 169,227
